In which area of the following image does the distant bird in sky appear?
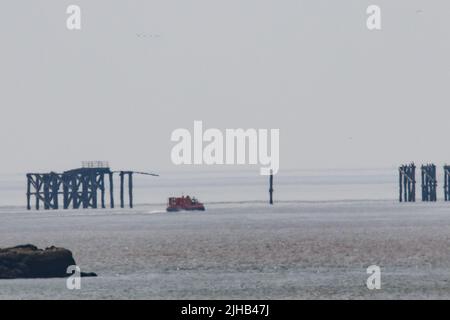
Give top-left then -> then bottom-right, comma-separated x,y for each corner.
136,33 -> 161,38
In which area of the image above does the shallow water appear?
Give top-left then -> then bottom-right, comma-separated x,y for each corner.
1,201 -> 450,299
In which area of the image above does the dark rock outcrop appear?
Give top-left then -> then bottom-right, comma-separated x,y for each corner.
0,244 -> 97,279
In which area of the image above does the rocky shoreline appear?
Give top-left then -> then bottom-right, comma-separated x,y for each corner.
0,244 -> 96,279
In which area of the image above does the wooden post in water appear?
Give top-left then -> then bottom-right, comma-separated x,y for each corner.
109,172 -> 114,208
91,173 -> 97,209
35,176 -> 40,210
444,165 -> 450,201
26,174 -> 31,210
399,163 -> 416,202
421,163 -> 437,202
43,175 -> 50,210
120,171 -> 125,208
35,178 -> 40,210
100,173 -> 105,209
128,172 -> 133,209
51,174 -> 59,209
421,165 -> 425,201
269,169 -> 274,205
63,176 -> 69,209
412,163 -> 416,201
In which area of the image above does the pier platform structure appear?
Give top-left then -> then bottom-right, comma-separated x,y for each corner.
26,161 -> 157,210
399,163 -> 416,202
421,164 -> 437,202
444,165 -> 450,201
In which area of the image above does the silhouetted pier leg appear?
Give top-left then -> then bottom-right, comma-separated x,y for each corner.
433,165 -> 437,201
403,173 -> 407,201
26,175 -> 31,210
128,173 -> 133,208
100,174 -> 105,209
448,167 -> 450,201
82,176 -> 89,208
109,172 -> 114,208
36,192 -> 39,210
72,176 -> 78,209
269,170 -> 273,205
92,174 -> 98,209
445,166 -> 449,201
43,175 -> 50,210
399,163 -> 416,202
407,167 -> 412,201
35,176 -> 41,210
431,165 -> 435,201
63,176 -> 69,209
52,175 -> 59,209
120,171 -> 124,208
412,164 -> 416,201
445,171 -> 448,201
421,164 -> 437,202
421,166 -> 425,201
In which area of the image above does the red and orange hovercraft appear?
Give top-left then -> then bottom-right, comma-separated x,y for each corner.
166,195 -> 205,212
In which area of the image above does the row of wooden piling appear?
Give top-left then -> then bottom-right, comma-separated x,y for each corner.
399,163 -> 450,202
27,168 -> 137,210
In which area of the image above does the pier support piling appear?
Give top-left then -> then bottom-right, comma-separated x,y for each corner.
109,172 -> 114,208
421,164 -> 437,202
120,172 -> 124,208
445,165 -> 450,201
269,170 -> 273,205
26,162 -> 156,210
399,163 -> 416,202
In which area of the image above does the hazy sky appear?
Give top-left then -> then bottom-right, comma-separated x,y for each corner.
0,0 -> 448,174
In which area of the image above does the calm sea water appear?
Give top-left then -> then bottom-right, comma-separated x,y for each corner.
0,168 -> 401,208
2,168 -> 450,299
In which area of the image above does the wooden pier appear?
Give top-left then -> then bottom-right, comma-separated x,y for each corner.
421,164 -> 437,202
26,162 -> 157,210
399,163 -> 416,202
269,170 -> 274,205
444,165 -> 450,201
